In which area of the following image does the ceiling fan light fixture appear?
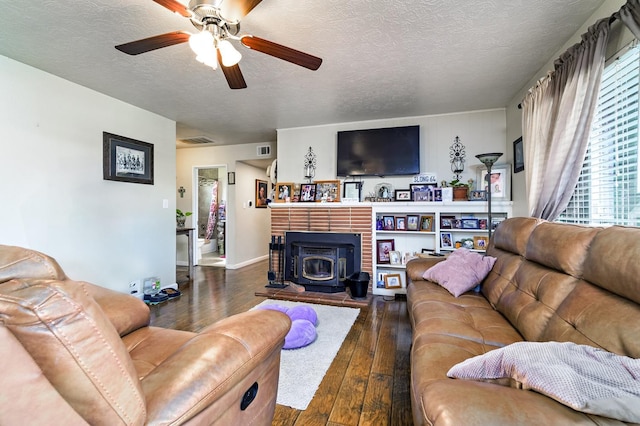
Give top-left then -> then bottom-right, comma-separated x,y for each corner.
189,30 -> 214,56
218,39 -> 242,66
196,50 -> 218,69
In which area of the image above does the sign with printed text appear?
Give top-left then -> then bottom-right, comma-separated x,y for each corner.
412,173 -> 437,184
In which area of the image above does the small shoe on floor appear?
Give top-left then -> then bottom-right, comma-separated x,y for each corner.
144,293 -> 169,304
160,288 -> 181,299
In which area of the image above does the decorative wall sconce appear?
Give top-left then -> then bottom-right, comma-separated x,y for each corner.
450,136 -> 466,180
178,186 -> 186,198
303,146 -> 316,183
476,152 -> 503,240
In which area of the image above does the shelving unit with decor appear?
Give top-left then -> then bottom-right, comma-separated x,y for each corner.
372,204 -> 438,297
371,201 -> 512,296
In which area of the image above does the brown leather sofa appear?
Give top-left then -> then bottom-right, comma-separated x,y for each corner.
406,217 -> 640,425
0,244 -> 291,425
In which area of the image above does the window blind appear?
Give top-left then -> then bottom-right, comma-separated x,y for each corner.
558,42 -> 640,226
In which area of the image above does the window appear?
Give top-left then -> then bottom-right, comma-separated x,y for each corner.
558,42 -> 640,226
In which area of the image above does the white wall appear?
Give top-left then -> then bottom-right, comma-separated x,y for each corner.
277,109 -> 507,197
0,55 -> 177,293
176,143 -> 273,268
505,0 -> 629,217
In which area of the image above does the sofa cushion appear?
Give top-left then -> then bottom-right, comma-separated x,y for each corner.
0,244 -> 66,283
422,249 -> 496,297
447,341 -> 640,423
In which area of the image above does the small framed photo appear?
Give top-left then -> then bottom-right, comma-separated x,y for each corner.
395,216 -> 407,231
291,183 -> 302,202
469,190 -> 487,201
394,189 -> 412,201
255,179 -> 268,208
513,137 -> 524,173
410,183 -> 435,201
103,132 -> 154,185
389,250 -> 402,265
433,188 -> 443,201
384,273 -> 402,289
300,183 -> 317,202
461,218 -> 480,229
440,232 -> 453,249
315,180 -> 340,202
382,216 -> 395,230
275,182 -> 293,203
406,215 -> 420,231
420,215 -> 434,232
343,181 -> 362,201
477,165 -> 511,201
440,215 -> 456,229
473,236 -> 489,250
377,239 -> 395,263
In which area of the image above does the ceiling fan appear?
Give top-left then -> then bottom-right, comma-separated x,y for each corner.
115,0 -> 322,89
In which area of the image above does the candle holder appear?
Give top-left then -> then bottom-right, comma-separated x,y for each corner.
303,147 -> 316,183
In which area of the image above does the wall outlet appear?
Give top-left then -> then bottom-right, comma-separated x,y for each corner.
129,280 -> 142,299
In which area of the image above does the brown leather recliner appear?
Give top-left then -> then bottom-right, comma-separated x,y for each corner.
0,244 -> 291,425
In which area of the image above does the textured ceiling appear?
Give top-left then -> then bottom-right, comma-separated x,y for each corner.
0,0 -> 605,146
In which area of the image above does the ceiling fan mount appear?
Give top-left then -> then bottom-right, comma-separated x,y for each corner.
187,0 -> 240,35
115,0 -> 322,89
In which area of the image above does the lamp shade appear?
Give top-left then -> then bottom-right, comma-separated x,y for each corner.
218,40 -> 242,67
475,152 -> 503,168
189,31 -> 214,56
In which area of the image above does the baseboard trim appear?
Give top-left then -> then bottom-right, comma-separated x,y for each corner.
225,254 -> 269,270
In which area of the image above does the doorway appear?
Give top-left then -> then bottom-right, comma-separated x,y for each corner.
193,165 -> 227,267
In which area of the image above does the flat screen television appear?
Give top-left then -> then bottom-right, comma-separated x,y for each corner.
336,125 -> 420,177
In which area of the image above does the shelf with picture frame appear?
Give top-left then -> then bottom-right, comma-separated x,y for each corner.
371,202 -> 512,295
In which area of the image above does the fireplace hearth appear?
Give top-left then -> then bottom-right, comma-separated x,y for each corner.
284,232 -> 361,293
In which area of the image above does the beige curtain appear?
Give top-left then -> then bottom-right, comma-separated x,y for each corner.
619,0 -> 640,38
522,18 -> 610,220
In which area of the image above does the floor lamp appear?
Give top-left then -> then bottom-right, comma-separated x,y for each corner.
475,152 -> 503,241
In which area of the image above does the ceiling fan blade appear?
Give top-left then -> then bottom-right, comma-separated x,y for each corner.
115,31 -> 191,55
220,0 -> 263,21
152,0 -> 191,17
218,50 -> 247,89
240,36 -> 322,70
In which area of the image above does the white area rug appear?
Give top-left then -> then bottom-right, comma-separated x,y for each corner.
253,299 -> 360,410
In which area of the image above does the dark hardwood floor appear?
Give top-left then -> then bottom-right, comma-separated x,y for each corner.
149,261 -> 414,426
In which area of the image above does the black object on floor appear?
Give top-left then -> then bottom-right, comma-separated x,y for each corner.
144,292 -> 169,304
346,271 -> 370,299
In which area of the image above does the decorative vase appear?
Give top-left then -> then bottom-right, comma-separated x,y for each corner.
452,187 -> 468,201
177,217 -> 186,228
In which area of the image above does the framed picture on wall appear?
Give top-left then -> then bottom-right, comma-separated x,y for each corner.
255,179 -> 268,208
103,132 -> 154,185
513,137 -> 524,173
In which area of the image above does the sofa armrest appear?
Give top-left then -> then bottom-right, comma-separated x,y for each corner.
83,281 -> 150,336
406,257 -> 447,283
140,309 -> 291,424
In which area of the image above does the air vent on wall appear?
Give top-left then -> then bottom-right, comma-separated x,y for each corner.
257,145 -> 271,157
179,136 -> 216,145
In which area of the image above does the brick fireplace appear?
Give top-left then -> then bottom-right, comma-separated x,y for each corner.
270,205 -> 373,293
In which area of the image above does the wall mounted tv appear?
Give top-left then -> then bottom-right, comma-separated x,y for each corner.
336,125 -> 420,177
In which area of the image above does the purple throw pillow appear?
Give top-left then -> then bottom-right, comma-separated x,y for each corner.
422,249 -> 496,297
